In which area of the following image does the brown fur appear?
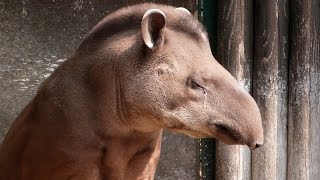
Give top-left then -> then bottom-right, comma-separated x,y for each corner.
0,3 -> 263,180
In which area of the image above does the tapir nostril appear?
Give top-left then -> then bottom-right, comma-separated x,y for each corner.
249,142 -> 263,150
255,142 -> 263,149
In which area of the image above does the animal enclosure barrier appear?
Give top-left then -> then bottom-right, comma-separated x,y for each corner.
0,0 -> 319,179
200,0 -> 320,179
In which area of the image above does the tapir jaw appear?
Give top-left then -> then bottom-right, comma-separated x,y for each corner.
165,97 -> 264,150
166,117 -> 263,150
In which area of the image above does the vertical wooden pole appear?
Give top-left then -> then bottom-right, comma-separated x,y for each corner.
251,0 -> 288,179
275,1 -> 289,179
215,1 -> 253,179
309,1 -> 320,179
202,0 -> 218,53
200,1 -> 217,179
288,0 -> 311,179
288,0 -> 320,179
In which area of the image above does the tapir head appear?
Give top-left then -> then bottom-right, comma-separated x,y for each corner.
112,6 -> 263,150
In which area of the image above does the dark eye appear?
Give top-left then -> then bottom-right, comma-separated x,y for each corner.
190,79 -> 207,94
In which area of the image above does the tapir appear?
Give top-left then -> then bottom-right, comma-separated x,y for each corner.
0,3 -> 263,180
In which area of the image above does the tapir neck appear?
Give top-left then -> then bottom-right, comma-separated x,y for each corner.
99,130 -> 163,179
0,98 -> 163,179
0,58 -> 164,179
39,64 -> 164,179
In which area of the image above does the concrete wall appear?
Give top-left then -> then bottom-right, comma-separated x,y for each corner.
0,1 -> 198,179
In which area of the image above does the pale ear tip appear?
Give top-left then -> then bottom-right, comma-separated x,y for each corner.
142,9 -> 166,21
175,7 -> 191,15
146,42 -> 154,49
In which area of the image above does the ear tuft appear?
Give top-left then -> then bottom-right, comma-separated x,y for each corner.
141,9 -> 166,49
175,7 -> 191,16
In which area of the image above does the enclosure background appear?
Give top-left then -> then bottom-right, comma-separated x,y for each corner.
1,0 -> 319,180
0,1 -> 198,179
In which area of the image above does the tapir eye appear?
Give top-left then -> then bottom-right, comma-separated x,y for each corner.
190,79 -> 207,94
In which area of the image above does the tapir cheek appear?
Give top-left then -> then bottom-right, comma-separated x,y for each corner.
165,101 -> 178,111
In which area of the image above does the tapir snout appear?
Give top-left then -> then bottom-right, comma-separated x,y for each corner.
200,60 -> 264,150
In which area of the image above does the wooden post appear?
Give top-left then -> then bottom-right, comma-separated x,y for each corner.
309,2 -> 320,178
251,0 -> 289,179
215,1 -> 253,179
288,0 -> 320,179
199,1 -> 218,179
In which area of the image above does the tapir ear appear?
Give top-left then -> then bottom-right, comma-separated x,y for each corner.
175,7 -> 191,16
141,9 -> 166,49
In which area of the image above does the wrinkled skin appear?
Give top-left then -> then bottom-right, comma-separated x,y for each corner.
0,3 -> 263,180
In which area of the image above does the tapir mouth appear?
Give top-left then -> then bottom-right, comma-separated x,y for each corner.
214,123 -> 263,150
213,123 -> 246,146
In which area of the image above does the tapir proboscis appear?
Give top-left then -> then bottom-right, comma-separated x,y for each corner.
0,3 -> 263,180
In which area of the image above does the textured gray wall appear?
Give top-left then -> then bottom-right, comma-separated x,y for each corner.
0,1 -> 198,179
